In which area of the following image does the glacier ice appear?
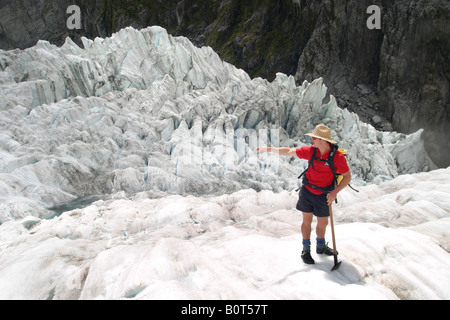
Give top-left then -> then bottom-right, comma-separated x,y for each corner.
0,168 -> 449,299
0,26 -> 436,222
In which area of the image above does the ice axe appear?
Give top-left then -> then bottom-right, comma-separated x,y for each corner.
329,203 -> 341,271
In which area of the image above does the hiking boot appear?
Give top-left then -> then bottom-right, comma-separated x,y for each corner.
316,244 -> 336,256
301,250 -> 315,264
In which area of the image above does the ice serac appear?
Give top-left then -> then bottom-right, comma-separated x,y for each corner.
0,26 -> 436,222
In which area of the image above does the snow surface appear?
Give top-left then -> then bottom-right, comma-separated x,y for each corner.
0,168 -> 449,300
0,26 -> 447,300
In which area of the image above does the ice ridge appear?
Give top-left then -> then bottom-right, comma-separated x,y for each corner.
0,26 -> 436,222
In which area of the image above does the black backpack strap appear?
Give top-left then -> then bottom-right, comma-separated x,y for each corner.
302,177 -> 335,194
327,144 -> 338,187
297,145 -> 339,194
297,148 -> 318,179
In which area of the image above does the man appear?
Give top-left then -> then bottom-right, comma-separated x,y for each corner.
257,124 -> 351,264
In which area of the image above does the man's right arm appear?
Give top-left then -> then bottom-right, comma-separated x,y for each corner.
257,147 -> 298,157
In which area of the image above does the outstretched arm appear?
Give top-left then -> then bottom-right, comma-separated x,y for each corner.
257,147 -> 297,157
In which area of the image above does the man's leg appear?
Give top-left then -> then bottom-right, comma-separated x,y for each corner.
301,212 -> 313,240
301,212 -> 315,264
316,216 -> 334,255
316,216 -> 328,239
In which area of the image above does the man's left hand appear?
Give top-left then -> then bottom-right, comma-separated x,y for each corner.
327,190 -> 338,206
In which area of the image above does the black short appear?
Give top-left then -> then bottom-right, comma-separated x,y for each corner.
296,186 -> 330,217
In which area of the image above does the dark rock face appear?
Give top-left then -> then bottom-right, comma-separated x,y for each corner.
0,0 -> 106,49
294,0 -> 449,167
1,0 -> 448,167
378,0 -> 450,168
293,0 -> 392,132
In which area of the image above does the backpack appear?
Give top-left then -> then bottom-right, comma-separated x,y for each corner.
297,144 -> 359,195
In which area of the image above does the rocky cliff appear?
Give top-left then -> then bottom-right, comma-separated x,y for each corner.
0,0 -> 448,167
294,0 -> 449,168
378,0 -> 449,168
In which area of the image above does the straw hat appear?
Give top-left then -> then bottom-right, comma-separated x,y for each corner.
305,124 -> 337,144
